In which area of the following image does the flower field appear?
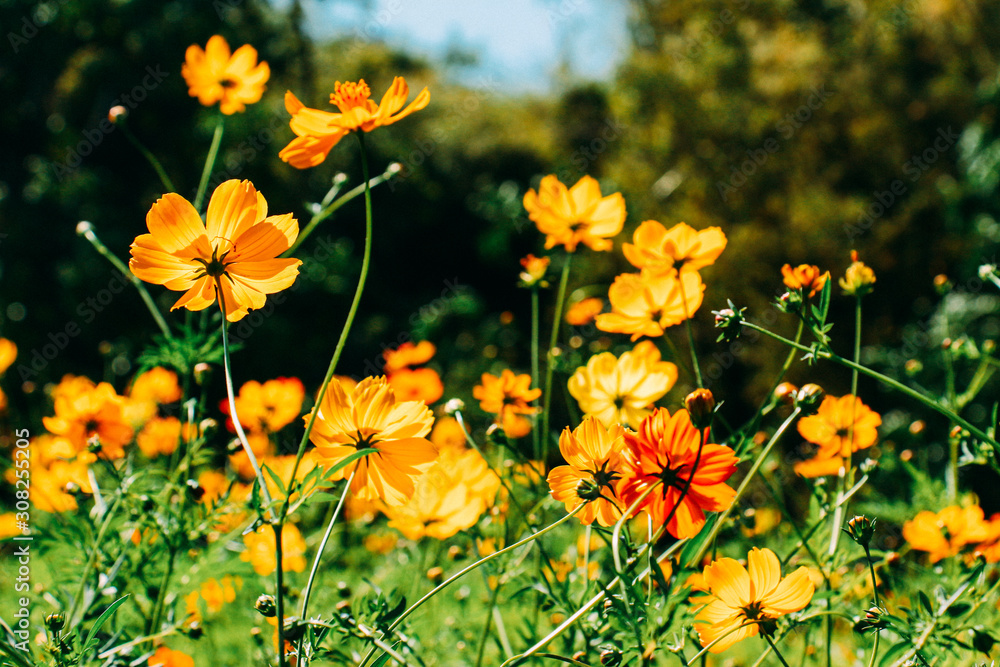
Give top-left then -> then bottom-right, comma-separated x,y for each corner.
4,2 -> 1000,667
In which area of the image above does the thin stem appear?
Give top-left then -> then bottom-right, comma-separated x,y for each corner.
283,163 -> 398,257
358,507 -> 583,667
738,320 -> 804,457
475,577 -> 504,667
282,132 -> 376,522
763,633 -> 793,667
300,471 -> 355,622
118,121 -> 175,192
679,275 -> 703,387
147,547 -> 176,636
531,288 -> 541,460
193,114 -> 225,213
863,543 -> 882,667
541,255 -> 573,462
740,321 -> 997,446
68,493 -> 124,626
275,523 -> 287,667
77,222 -> 172,339
217,281 -> 274,513
690,408 -> 801,565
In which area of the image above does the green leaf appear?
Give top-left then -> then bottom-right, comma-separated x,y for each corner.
918,590 -> 934,615
262,464 -> 288,497
79,594 -> 130,663
321,448 -> 379,480
0,638 -> 34,667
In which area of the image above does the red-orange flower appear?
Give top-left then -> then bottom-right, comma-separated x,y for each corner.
565,297 -> 604,326
182,35 -> 269,115
781,264 -> 829,298
472,370 -> 541,438
622,221 -> 727,276
547,417 -> 628,527
522,175 -> 626,252
42,382 -> 134,459
596,271 -> 705,341
618,408 -> 737,539
129,180 -> 301,322
280,77 -> 430,169
388,367 -> 444,405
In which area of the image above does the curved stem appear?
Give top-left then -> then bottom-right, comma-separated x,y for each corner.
541,255 -> 573,462
77,222 -> 172,340
679,275 -> 703,388
282,132 -> 376,521
118,122 -> 175,192
299,471 -> 355,622
762,633 -> 792,667
193,114 -> 225,213
740,321 -> 997,446
531,288 -> 541,460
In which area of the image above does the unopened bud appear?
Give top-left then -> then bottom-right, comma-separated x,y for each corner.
108,105 -> 128,123
444,398 -> 465,416
45,613 -> 65,632
843,515 -> 876,548
599,647 -> 623,666
794,384 -> 825,414
684,388 -> 715,429
774,382 -> 798,405
193,362 -> 212,386
255,594 -> 276,617
76,220 -> 95,237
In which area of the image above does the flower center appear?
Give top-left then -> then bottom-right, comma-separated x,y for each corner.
332,80 -> 372,112
194,247 -> 232,279
741,601 -> 765,621
579,460 -> 621,501
219,78 -> 237,89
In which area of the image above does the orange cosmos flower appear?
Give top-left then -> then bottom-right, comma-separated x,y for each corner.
565,297 -> 604,326
622,221 -> 727,276
148,647 -> 194,667
568,340 -> 678,428
280,77 -> 430,168
136,416 -> 182,458
522,175 -> 626,252
129,180 -> 301,322
596,271 -> 705,341
781,263 -> 829,298
126,367 -> 182,425
792,394 -> 881,477
383,340 -> 436,374
388,367 -> 444,404
42,382 -> 134,459
472,369 -> 541,438
693,547 -> 815,652
430,416 -> 467,451
547,417 -> 629,527
618,408 -> 738,539
309,376 -> 437,506
182,35 -> 269,115
902,505 -> 991,563
241,523 -> 308,576
519,254 -> 551,286
221,377 -> 305,433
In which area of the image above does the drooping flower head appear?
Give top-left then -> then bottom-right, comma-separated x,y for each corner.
618,407 -> 737,539
309,376 -> 437,506
596,270 -> 705,341
129,180 -> 301,322
522,175 -> 626,252
781,263 -> 829,298
547,417 -> 629,527
622,221 -> 727,276
472,369 -> 541,438
280,77 -> 430,168
182,35 -> 270,115
793,394 -> 881,477
693,547 -> 815,652
567,340 -> 678,428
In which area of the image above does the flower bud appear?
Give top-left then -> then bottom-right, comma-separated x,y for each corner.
599,647 -> 623,666
45,613 -> 65,632
108,105 -> 128,123
773,382 -> 798,405
713,303 -> 745,343
843,515 -> 876,548
193,362 -> 212,386
185,479 -> 205,503
444,398 -> 465,416
684,388 -> 715,429
858,605 -> 888,632
255,594 -> 276,617
794,384 -> 825,414
933,274 -> 952,294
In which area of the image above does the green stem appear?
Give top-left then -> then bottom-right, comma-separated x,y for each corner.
275,522 -> 287,667
283,163 -> 399,257
541,255 -> 573,462
531,288 -> 541,460
147,547 -> 176,636
679,275 -> 703,387
68,494 -> 124,626
77,222 -> 172,340
740,321 -> 997,446
737,320 -> 804,457
281,132 -> 376,521
193,114 -> 225,213
217,281 -> 274,514
299,472 -> 355,627
475,576 -> 505,667
358,507 -> 583,667
689,408 -> 801,566
864,544 -> 882,667
118,121 -> 175,192
763,633 -> 793,667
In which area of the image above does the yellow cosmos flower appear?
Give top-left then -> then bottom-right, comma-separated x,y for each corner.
622,221 -> 727,276
567,340 -> 678,428
222,377 -> 305,433
522,175 -> 626,252
596,271 -> 705,341
565,297 -> 603,326
793,394 -> 881,477
136,416 -> 182,458
383,340 -> 437,373
840,250 -> 876,296
182,35 -> 269,115
129,179 -> 301,322
472,369 -> 541,438
309,376 -> 437,506
694,547 -> 815,653
280,77 -> 430,169
42,382 -> 134,458
902,505 -> 991,563
547,417 -> 628,527
241,523 -> 307,576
